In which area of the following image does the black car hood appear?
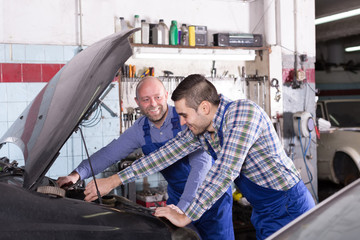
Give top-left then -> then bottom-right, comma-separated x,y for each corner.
0,28 -> 137,190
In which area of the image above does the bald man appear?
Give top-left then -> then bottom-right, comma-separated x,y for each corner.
57,76 -> 234,240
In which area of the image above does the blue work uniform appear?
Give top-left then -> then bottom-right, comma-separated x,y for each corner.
206,102 -> 315,240
142,107 -> 234,240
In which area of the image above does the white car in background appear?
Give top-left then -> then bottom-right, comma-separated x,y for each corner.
316,99 -> 360,185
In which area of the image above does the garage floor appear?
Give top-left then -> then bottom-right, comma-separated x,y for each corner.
233,202 -> 256,240
318,179 -> 343,202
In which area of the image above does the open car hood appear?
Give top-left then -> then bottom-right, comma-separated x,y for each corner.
0,28 -> 137,190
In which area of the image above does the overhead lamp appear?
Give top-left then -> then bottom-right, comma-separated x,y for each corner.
132,46 -> 256,61
345,46 -> 360,52
315,8 -> 360,25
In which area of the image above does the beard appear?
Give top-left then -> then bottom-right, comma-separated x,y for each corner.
144,105 -> 168,123
187,121 -> 210,136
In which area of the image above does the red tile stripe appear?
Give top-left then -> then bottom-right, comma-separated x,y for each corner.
0,63 -> 65,83
1,63 -> 315,84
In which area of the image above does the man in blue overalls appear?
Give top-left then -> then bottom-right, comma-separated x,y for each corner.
82,74 -> 315,240
57,76 -> 234,240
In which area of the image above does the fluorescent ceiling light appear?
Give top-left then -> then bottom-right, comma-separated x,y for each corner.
345,46 -> 360,52
315,8 -> 360,25
132,46 -> 256,61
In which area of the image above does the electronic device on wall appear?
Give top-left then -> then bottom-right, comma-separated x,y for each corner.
213,33 -> 263,47
293,111 -> 315,137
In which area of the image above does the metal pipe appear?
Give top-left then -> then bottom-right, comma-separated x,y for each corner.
78,0 -> 83,49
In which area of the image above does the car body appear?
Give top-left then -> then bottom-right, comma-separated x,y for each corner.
0,28 -> 199,240
266,177 -> 360,240
316,99 -> 360,185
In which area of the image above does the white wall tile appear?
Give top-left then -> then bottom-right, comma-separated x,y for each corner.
63,46 -> 77,62
8,143 -> 24,163
83,136 -> 104,156
25,45 -> 45,62
44,45 -> 64,63
7,83 -> 27,102
67,136 -> 85,158
4,45 -> 11,62
83,121 -> 103,138
7,102 -> 27,122
0,103 -> 8,122
11,44 -> 26,62
103,83 -> 119,100
0,142 -> 9,157
0,122 -> 8,137
58,140 -> 68,156
25,82 -> 46,101
0,44 -> 5,62
47,156 -> 68,178
0,84 -> 8,102
102,118 -> 120,137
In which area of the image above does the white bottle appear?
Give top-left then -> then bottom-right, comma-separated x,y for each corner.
115,17 -> 128,33
120,17 -> 127,31
133,15 -> 141,44
158,19 -> 169,45
151,24 -> 160,44
115,17 -> 121,32
141,19 -> 149,44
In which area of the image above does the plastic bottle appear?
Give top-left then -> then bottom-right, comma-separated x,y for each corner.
115,17 -> 121,32
181,24 -> 188,46
115,17 -> 128,33
178,30 -> 182,44
150,24 -> 160,44
133,15 -> 141,44
169,20 -> 178,45
158,19 -> 169,45
188,25 -> 195,47
141,19 -> 149,44
120,17 -> 127,31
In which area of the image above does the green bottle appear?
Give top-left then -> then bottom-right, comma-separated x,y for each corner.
169,20 -> 178,45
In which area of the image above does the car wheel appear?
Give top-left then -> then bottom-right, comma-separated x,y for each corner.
333,152 -> 360,186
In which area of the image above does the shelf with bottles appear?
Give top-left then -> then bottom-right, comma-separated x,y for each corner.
130,43 -> 268,61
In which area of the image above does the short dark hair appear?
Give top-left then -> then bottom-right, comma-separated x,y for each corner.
171,74 -> 220,110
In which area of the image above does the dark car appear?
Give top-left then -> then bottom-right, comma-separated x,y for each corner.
0,28 -> 199,240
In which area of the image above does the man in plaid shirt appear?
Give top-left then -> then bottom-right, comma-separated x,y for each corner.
84,74 -> 315,240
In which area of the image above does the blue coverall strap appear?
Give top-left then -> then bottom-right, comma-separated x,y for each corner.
171,107 -> 181,137
218,101 -> 233,147
142,117 -> 152,145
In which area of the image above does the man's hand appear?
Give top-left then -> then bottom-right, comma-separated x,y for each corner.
84,174 -> 122,202
154,205 -> 192,227
56,172 -> 80,188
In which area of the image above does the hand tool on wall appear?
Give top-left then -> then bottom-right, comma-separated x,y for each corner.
129,64 -> 133,78
131,65 -> 136,78
127,107 -> 135,126
140,68 -> 150,77
118,67 -> 123,134
149,67 -> 154,76
211,60 -> 216,78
